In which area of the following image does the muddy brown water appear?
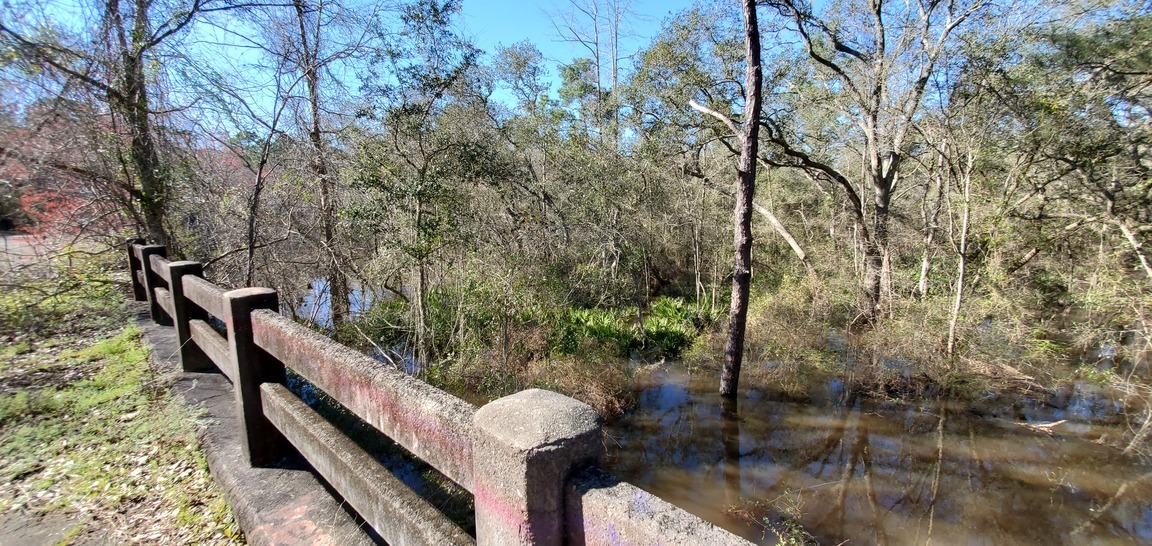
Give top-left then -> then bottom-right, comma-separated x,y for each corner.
602,364 -> 1152,545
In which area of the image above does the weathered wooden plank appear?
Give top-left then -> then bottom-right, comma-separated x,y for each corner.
250,310 -> 476,491
184,276 -> 226,318
126,241 -> 146,301
261,383 -> 474,546
149,253 -> 171,282
154,287 -> 174,319
190,319 -> 234,383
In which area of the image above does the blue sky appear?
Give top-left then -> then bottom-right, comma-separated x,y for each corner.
458,0 -> 698,82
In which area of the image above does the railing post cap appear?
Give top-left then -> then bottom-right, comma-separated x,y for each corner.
475,388 -> 600,451
223,287 -> 277,300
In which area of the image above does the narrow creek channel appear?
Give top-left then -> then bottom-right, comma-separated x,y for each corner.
602,364 -> 1152,545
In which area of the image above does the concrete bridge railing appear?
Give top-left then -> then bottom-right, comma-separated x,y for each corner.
127,241 -> 752,546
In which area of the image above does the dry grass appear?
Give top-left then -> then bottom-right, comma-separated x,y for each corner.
443,325 -> 635,418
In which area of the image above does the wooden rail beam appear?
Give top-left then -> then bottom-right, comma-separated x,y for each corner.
250,309 -> 477,490
137,244 -> 169,325
125,239 -> 146,301
184,276 -> 226,319
190,320 -> 233,382
261,383 -> 474,546
163,260 -> 214,372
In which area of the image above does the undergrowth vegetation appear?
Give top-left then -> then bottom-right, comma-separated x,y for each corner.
682,248 -> 1152,458
0,249 -> 242,544
345,292 -> 710,417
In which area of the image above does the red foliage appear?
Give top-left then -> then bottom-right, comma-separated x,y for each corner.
18,187 -> 85,235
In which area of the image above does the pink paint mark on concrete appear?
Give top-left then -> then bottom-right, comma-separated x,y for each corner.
248,493 -> 342,546
473,480 -> 533,540
251,314 -> 476,488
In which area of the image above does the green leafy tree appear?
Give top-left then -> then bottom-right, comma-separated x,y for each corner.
350,0 -> 483,370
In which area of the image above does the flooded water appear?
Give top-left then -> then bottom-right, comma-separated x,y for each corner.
296,278 -> 376,328
603,365 -> 1152,545
295,280 -> 1152,543
295,279 -> 425,373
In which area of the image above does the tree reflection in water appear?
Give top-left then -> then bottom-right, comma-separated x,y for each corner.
602,364 -> 1152,545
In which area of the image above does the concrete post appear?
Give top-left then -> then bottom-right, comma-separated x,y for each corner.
125,239 -> 146,301
165,260 -> 213,372
224,287 -> 291,466
473,389 -> 603,546
137,244 -> 169,325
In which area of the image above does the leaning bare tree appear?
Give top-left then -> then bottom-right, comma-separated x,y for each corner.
757,0 -> 990,322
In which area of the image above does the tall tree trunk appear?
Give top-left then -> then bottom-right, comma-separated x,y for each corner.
295,0 -> 349,327
917,158 -> 946,298
719,0 -> 763,399
244,146 -> 274,286
862,181 -> 891,321
414,196 -> 431,374
112,0 -> 168,247
693,182 -> 706,306
947,148 -> 974,357
948,248 -> 967,357
123,82 -> 167,247
244,175 -> 264,286
608,0 -> 622,146
415,260 -> 430,375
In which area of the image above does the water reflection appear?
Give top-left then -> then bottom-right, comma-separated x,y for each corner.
603,365 -> 1152,545
297,278 -> 376,328
722,397 -> 740,507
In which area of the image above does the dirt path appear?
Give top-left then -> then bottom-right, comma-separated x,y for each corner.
0,233 -> 51,274
0,511 -> 105,546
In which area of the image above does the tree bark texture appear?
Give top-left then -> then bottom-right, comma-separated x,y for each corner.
111,0 -> 169,247
294,0 -> 349,328
947,164 -> 971,357
719,0 -> 763,398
